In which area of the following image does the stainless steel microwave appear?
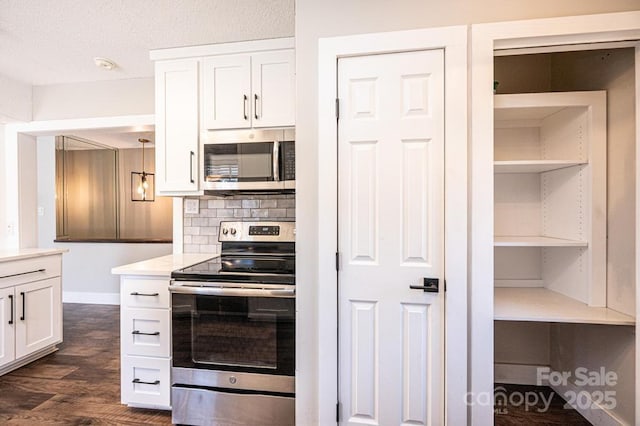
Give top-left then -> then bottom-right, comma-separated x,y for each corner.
202,129 -> 295,191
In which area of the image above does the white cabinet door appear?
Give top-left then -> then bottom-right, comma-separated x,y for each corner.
155,59 -> 200,194
14,277 -> 62,359
0,287 -> 15,367
338,49 -> 445,425
202,50 -> 295,130
202,55 -> 251,130
251,50 -> 295,128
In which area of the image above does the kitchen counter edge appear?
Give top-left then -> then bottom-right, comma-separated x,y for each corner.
0,248 -> 68,263
111,253 -> 218,276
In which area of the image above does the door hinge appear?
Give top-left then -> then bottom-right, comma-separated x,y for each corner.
335,98 -> 340,120
336,401 -> 340,422
335,252 -> 341,271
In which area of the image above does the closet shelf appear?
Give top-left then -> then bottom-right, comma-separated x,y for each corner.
494,287 -> 635,325
494,160 -> 585,173
494,236 -> 587,247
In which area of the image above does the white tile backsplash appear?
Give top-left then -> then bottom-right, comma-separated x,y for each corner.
183,194 -> 295,254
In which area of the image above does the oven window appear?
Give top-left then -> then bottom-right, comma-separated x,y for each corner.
193,297 -> 279,368
204,143 -> 274,182
172,293 -> 295,375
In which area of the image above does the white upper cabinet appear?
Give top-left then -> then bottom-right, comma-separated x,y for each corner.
203,49 -> 295,130
155,59 -> 200,195
202,55 -> 251,130
151,38 -> 294,194
251,50 -> 295,128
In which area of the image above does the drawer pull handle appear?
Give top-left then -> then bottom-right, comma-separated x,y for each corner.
132,330 -> 160,336
130,292 -> 159,297
0,268 -> 45,280
132,378 -> 160,386
8,294 -> 13,325
20,292 -> 25,321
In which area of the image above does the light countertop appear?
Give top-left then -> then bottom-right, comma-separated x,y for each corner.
111,253 -> 217,276
0,248 -> 68,263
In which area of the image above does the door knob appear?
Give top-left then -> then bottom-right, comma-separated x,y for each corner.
409,278 -> 439,293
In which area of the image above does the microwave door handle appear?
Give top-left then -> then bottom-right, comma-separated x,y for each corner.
273,141 -> 280,182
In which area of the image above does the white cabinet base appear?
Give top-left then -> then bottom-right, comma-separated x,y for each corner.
0,344 -> 58,376
0,253 -> 63,375
119,275 -> 171,409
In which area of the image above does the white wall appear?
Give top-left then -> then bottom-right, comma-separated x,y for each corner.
295,1 -> 640,423
0,72 -> 31,123
36,135 -> 172,304
0,125 -> 5,249
0,72 -> 32,249
551,324 -> 635,424
32,78 -> 154,120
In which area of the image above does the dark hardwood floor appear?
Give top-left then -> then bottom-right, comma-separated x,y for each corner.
0,304 -> 593,425
495,383 -> 590,425
0,303 -> 171,425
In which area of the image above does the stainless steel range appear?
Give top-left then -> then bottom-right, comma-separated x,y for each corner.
169,221 -> 295,426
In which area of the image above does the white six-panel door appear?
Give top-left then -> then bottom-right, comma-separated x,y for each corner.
338,49 -> 445,425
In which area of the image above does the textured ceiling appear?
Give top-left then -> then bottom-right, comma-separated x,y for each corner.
0,0 -> 295,86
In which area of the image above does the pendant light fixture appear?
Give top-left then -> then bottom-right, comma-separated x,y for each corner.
131,138 -> 155,202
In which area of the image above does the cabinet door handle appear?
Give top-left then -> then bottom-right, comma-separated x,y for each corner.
130,292 -> 159,297
243,94 -> 248,120
132,378 -> 160,386
132,330 -> 160,336
20,292 -> 25,321
0,268 -> 45,280
189,151 -> 195,184
8,294 -> 13,325
254,94 -> 259,120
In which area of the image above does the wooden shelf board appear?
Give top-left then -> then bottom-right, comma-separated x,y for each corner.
494,160 -> 585,174
494,236 -> 587,247
494,287 -> 635,326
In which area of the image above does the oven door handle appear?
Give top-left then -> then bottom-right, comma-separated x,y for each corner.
169,285 -> 295,298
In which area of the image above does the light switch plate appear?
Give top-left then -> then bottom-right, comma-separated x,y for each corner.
184,199 -> 199,214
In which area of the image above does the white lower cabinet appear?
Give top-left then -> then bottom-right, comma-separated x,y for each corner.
120,276 -> 171,409
0,287 -> 15,366
15,278 -> 62,358
0,254 -> 63,374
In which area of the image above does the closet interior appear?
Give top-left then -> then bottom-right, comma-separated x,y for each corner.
493,47 -> 636,424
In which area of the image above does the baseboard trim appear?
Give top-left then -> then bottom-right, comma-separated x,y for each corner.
0,345 -> 59,376
495,363 -> 547,385
549,381 -> 627,426
63,291 -> 120,305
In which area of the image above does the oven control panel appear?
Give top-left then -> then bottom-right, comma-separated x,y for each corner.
219,221 -> 295,242
249,226 -> 280,236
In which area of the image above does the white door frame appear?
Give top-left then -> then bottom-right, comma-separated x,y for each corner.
318,26 -> 468,425
470,11 -> 640,426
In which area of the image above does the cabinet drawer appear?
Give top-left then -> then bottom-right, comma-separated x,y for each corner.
122,308 -> 170,357
122,278 -> 169,309
121,355 -> 170,408
0,255 -> 62,289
